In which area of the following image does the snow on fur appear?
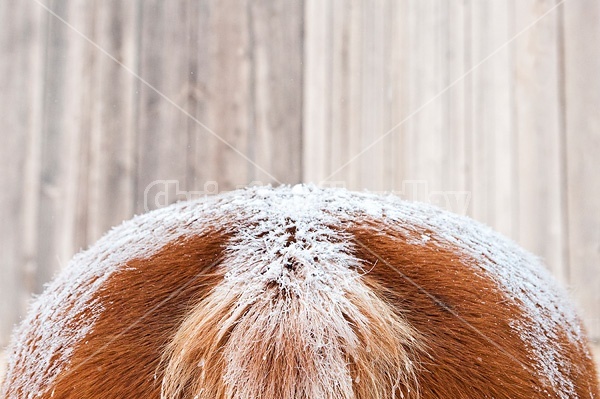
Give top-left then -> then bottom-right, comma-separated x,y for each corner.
160,184 -> 419,399
3,200 -> 221,398
2,184 -> 589,399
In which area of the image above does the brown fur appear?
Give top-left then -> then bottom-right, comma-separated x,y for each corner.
160,272 -> 422,399
350,222 -> 599,398
2,210 -> 598,398
12,229 -> 230,399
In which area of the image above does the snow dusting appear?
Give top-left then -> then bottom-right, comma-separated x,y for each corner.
2,199 -> 225,398
2,184 -> 589,399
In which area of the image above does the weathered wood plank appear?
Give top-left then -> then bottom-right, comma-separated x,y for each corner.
187,0 -> 259,194
344,0 -> 365,190
468,0 -> 517,238
192,0 -> 306,196
34,0 -> 98,292
0,0 -> 46,347
390,0 -> 410,194
327,0 -> 364,189
563,0 -> 600,343
185,0 -> 215,194
0,0 -> 598,376
87,0 -> 138,241
513,0 -> 567,282
52,1 -> 96,262
136,0 -> 195,211
444,1 -> 470,214
302,0 -> 331,184
205,0 -> 254,190
398,0 -> 448,202
357,0 -> 390,191
328,0 -> 352,188
250,1 -> 303,185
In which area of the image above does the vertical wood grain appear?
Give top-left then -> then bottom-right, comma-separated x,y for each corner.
0,0 -> 45,347
87,0 -> 138,241
344,1 -> 365,190
303,0 -> 331,184
136,0 -> 193,212
187,0 -> 258,194
513,0 -> 566,282
357,0 -> 390,191
444,1 -> 470,214
326,0 -> 364,189
468,0 -> 517,238
35,0 -> 97,289
53,1 -> 96,261
186,0 -> 216,193
205,0 -> 253,190
389,0 -> 407,194
562,0 -> 600,343
0,0 -> 599,376
329,0 -> 353,188
250,1 -> 303,184
396,0 -> 448,202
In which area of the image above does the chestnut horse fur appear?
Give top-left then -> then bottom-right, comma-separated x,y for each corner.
2,185 -> 598,399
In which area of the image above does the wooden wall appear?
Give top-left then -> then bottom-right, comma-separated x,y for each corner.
1,0 -> 598,375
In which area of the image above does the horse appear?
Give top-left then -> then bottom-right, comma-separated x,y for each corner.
2,185 -> 598,398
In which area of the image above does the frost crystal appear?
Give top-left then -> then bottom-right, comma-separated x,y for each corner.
3,184 -> 585,399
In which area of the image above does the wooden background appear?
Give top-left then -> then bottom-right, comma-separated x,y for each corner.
1,0 -> 599,377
